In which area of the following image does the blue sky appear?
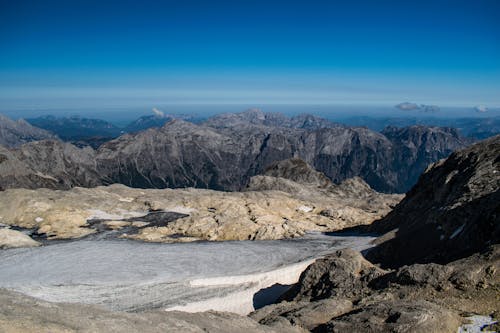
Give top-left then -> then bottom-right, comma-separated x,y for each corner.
0,0 -> 499,111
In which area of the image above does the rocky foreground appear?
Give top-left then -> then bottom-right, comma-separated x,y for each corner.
0,161 -> 400,244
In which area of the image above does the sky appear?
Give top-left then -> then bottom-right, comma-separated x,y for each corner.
0,0 -> 499,114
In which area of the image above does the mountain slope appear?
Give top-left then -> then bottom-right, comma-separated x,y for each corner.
0,111 -> 471,193
367,135 -> 500,267
0,114 -> 56,148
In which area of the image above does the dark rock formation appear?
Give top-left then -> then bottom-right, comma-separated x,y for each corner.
0,114 -> 56,148
251,246 -> 499,332
367,135 -> 500,267
260,158 -> 332,188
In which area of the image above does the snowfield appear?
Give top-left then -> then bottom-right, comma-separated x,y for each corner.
0,233 -> 374,314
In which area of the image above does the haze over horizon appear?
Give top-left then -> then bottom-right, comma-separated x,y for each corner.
1,0 -> 499,114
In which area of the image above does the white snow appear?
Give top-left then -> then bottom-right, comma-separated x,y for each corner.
450,224 -> 466,239
0,233 -> 374,314
166,206 -> 196,214
458,315 -> 497,333
297,205 -> 313,213
35,217 -> 44,223
86,209 -> 146,220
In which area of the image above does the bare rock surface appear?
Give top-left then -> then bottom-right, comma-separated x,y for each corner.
0,289 -> 302,333
0,114 -> 56,148
0,228 -> 40,249
251,246 -> 499,332
368,134 -> 500,267
0,178 -> 397,242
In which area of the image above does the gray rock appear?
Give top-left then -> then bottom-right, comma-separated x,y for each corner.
368,135 -> 500,267
315,300 -> 461,333
0,289 -> 303,333
0,114 -> 56,148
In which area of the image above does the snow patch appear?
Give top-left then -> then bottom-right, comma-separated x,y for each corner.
86,209 -> 146,220
35,217 -> 44,223
166,206 -> 195,214
297,206 -> 313,213
167,259 -> 315,315
450,224 -> 466,239
458,315 -> 497,333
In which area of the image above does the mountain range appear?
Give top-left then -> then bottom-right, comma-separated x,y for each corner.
0,109 -> 472,193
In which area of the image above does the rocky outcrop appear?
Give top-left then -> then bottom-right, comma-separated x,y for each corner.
0,289 -> 301,333
0,228 -> 40,249
0,180 -> 398,242
251,246 -> 499,332
0,111 -> 470,193
0,140 -> 102,190
0,114 -> 56,148
367,135 -> 500,267
259,158 -> 332,188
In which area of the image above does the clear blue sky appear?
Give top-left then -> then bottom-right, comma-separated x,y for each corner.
0,0 -> 499,111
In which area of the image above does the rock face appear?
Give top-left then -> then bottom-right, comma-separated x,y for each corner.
0,114 -> 56,148
367,134 -> 500,267
123,114 -> 174,133
0,228 -> 40,249
259,158 -> 332,188
0,140 -> 101,191
0,289 -> 301,333
0,177 -> 398,242
0,110 -> 470,193
251,246 -> 499,332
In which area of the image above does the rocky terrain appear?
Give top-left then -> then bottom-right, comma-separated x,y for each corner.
246,135 -> 500,332
0,289 -> 302,333
0,114 -> 56,148
0,160 -> 400,242
250,246 -> 499,332
0,110 -> 469,193
367,134 -> 500,267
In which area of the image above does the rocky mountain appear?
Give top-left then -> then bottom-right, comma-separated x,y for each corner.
0,140 -> 101,191
366,134 -> 500,267
0,114 -> 56,148
204,108 -> 341,130
26,115 -> 122,147
0,111 -> 470,193
124,114 -> 174,133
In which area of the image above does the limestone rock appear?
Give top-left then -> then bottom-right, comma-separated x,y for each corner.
0,182 -> 397,242
0,228 -> 40,249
